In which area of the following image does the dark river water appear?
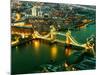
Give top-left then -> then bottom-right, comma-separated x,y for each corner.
11,23 -> 96,74
12,40 -> 67,74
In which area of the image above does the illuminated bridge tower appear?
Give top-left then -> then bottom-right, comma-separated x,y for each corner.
50,25 -> 57,41
66,30 -> 71,45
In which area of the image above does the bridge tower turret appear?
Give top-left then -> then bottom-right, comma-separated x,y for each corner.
66,30 -> 71,44
50,25 -> 57,41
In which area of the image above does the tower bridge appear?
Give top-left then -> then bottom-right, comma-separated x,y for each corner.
32,26 -> 94,51
11,25 -> 95,55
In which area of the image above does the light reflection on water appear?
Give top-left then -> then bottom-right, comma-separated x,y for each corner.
32,40 -> 40,50
32,40 -> 58,60
65,47 -> 72,56
30,39 -> 73,65
30,39 -> 72,61
32,40 -> 41,60
51,45 -> 58,60
15,46 -> 19,52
